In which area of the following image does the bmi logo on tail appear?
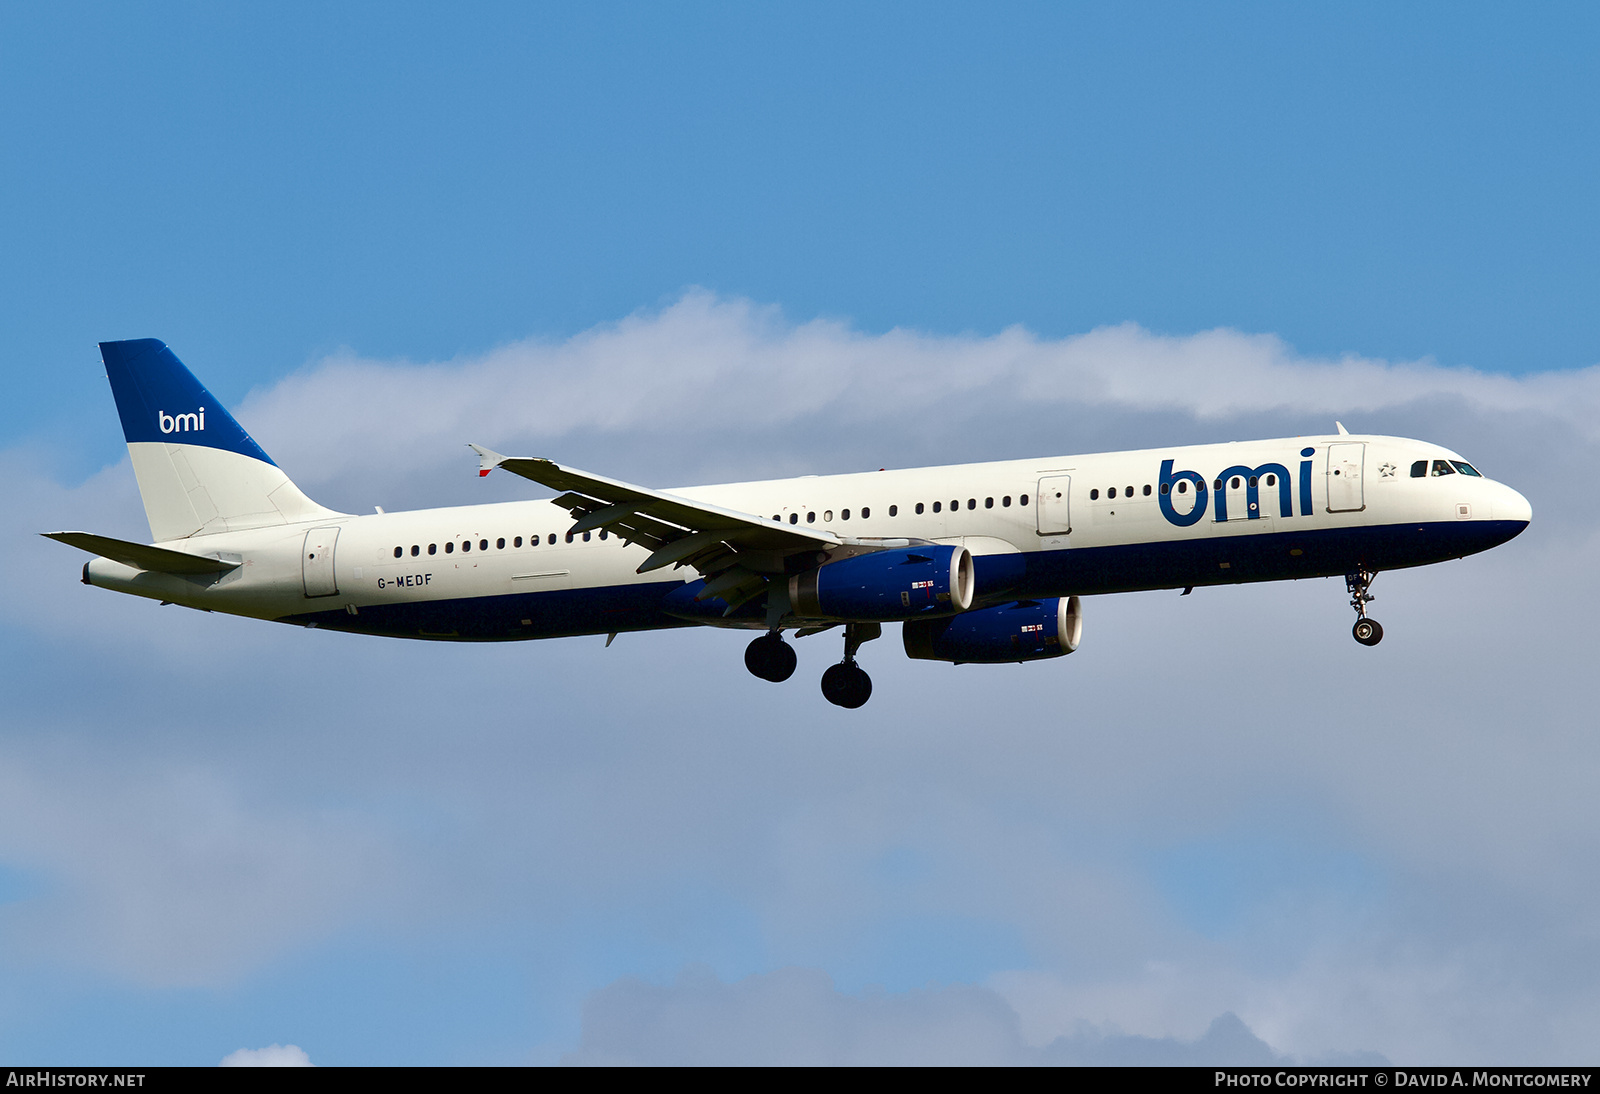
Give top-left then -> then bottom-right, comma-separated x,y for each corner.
158,408 -> 206,434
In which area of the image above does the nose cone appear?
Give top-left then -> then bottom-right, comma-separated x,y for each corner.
1496,483 -> 1533,528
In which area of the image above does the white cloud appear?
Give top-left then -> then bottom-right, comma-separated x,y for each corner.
561,965 -> 1368,1065
219,290 -> 1600,514
0,748 -> 404,987
220,1043 -> 314,1066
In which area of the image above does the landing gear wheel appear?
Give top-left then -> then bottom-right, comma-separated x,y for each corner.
744,633 -> 797,682
821,662 -> 872,709
1345,569 -> 1383,647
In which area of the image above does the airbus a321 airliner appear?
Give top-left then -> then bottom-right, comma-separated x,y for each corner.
47,340 -> 1532,708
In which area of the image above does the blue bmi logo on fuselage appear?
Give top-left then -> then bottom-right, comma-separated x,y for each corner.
1158,447 -> 1318,527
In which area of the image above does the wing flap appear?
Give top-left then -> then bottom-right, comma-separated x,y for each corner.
470,446 -> 840,574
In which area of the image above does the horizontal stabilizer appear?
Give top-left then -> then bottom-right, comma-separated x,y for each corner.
41,531 -> 240,575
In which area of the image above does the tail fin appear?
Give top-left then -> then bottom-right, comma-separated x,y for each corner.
100,339 -> 341,541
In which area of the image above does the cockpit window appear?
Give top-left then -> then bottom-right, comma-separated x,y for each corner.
1411,460 -> 1427,478
1431,460 -> 1456,477
1450,460 -> 1482,477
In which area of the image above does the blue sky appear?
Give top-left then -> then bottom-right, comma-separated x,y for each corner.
3,2 -> 1599,1065
7,1 -> 1600,450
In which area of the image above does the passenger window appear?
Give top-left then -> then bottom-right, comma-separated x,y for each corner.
462,541 -> 471,552
566,533 -> 574,543
1106,487 -> 1115,499
1176,482 -> 1187,494
1451,461 -> 1482,477
583,532 -> 591,542
861,507 -> 871,518
1161,484 -> 1171,495
772,514 -> 780,521
951,500 -> 959,511
933,501 -> 941,513
393,546 -> 402,558
915,502 -> 924,514
1263,475 -> 1273,487
1432,460 -> 1456,477
497,538 -> 505,550
445,542 -> 454,554
1019,494 -> 1028,506
841,509 -> 851,520
514,536 -> 522,548
428,543 -> 437,555
1231,477 -> 1241,489
1090,489 -> 1099,500
1411,461 -> 1428,477
789,513 -> 798,524
807,512 -> 816,524
548,534 -> 557,545
967,499 -> 976,510
411,545 -> 420,556
1125,486 -> 1133,496
1143,485 -> 1152,496
985,497 -> 993,509
823,510 -> 833,522
1002,496 -> 1011,507
599,530 -> 608,540
480,539 -> 488,551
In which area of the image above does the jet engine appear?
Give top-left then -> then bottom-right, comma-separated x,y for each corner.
789,545 -> 974,621
902,596 -> 1082,663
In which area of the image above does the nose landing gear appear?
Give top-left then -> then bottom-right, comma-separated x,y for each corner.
822,622 -> 880,708
1346,569 -> 1383,646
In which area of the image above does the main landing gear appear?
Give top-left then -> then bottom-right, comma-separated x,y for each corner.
743,623 -> 880,708
821,622 -> 879,709
744,631 -> 796,682
820,662 -> 871,709
1346,568 -> 1383,646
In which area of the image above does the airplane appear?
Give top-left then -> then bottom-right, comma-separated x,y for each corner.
45,339 -> 1532,708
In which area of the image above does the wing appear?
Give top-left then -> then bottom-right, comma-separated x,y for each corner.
471,446 -> 903,615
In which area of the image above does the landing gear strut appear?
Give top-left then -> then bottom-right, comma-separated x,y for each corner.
821,622 -> 879,708
745,631 -> 797,682
1346,569 -> 1383,646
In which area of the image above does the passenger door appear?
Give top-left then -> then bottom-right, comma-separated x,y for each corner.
1327,443 -> 1365,512
302,526 -> 340,597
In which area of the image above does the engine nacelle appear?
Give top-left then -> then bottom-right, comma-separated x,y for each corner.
902,596 -> 1083,663
790,545 -> 975,621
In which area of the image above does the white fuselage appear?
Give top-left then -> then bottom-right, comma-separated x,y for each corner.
84,433 -> 1532,641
